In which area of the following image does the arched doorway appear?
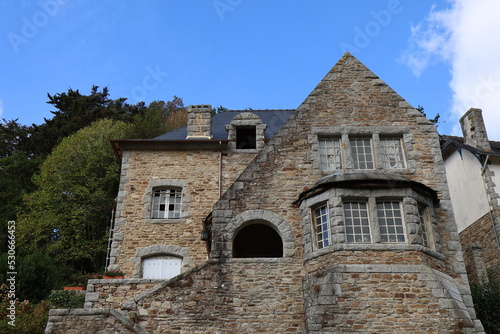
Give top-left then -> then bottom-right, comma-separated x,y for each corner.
233,223 -> 283,258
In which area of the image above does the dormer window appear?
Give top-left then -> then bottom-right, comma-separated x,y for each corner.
226,112 -> 267,152
236,126 -> 257,149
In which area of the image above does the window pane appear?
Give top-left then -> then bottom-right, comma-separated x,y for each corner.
377,201 -> 405,243
319,139 -> 342,171
151,188 -> 182,219
380,138 -> 405,169
343,202 -> 371,243
350,138 -> 374,169
313,204 -> 330,249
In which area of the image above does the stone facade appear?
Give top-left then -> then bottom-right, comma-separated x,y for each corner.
46,53 -> 484,333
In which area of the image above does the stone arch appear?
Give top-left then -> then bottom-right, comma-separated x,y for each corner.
224,210 -> 296,258
131,244 -> 194,278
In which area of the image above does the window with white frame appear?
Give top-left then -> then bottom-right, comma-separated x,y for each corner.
313,204 -> 331,249
350,138 -> 374,170
417,205 -> 429,248
319,139 -> 342,171
151,188 -> 182,219
377,201 -> 405,243
380,138 -> 405,169
142,255 -> 182,279
343,201 -> 372,243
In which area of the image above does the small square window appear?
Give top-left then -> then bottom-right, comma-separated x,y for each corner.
151,188 -> 182,219
350,138 -> 374,169
313,204 -> 330,249
236,126 -> 257,149
319,139 -> 342,171
380,138 -> 405,169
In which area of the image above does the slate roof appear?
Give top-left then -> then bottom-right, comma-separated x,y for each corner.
154,110 -> 295,141
440,135 -> 500,156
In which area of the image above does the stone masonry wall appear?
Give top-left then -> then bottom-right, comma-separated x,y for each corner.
47,259 -> 306,334
460,212 -> 500,282
109,148 -> 256,277
210,53 -> 482,332
110,149 -> 220,276
129,259 -> 305,333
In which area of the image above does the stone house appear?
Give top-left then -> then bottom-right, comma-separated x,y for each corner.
441,108 -> 500,284
45,52 -> 485,333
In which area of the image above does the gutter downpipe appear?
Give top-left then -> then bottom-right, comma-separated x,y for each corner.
481,154 -> 500,254
219,141 -> 222,199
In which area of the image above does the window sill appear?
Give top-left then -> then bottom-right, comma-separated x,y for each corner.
143,218 -> 188,224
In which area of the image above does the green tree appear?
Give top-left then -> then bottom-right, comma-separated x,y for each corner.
30,85 -> 145,156
17,119 -> 134,273
0,119 -> 42,252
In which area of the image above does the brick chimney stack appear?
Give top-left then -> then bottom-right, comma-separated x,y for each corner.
186,105 -> 212,139
459,108 -> 491,152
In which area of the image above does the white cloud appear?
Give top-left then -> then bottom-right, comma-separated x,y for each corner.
401,0 -> 500,140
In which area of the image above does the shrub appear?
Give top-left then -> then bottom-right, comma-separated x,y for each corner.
471,278 -> 500,334
48,290 -> 85,309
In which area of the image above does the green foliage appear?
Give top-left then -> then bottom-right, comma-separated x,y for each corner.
0,285 -> 50,334
48,290 -> 85,309
17,119 -> 134,273
471,278 -> 500,334
131,96 -> 187,138
0,252 -> 61,303
31,85 -> 145,156
0,119 -> 42,251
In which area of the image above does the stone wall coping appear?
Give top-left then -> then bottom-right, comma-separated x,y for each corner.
304,244 -> 446,264
88,278 -> 167,285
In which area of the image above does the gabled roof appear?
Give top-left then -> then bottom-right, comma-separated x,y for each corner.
154,109 -> 295,141
440,135 -> 500,158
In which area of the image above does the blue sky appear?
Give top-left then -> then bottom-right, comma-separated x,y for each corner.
1,0 -> 499,139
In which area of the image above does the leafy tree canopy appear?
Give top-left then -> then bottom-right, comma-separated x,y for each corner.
30,85 -> 146,156
17,119 -> 134,272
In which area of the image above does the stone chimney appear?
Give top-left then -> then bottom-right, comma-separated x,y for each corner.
186,105 -> 212,139
459,108 -> 491,152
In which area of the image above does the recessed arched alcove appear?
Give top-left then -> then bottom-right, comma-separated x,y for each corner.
233,223 -> 283,258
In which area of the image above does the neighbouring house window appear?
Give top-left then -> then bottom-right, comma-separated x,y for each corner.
151,188 -> 182,219
343,201 -> 371,243
417,205 -> 429,248
236,126 -> 257,149
319,139 -> 342,171
380,138 -> 405,169
377,201 -> 406,243
313,204 -> 331,249
350,138 -> 374,169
